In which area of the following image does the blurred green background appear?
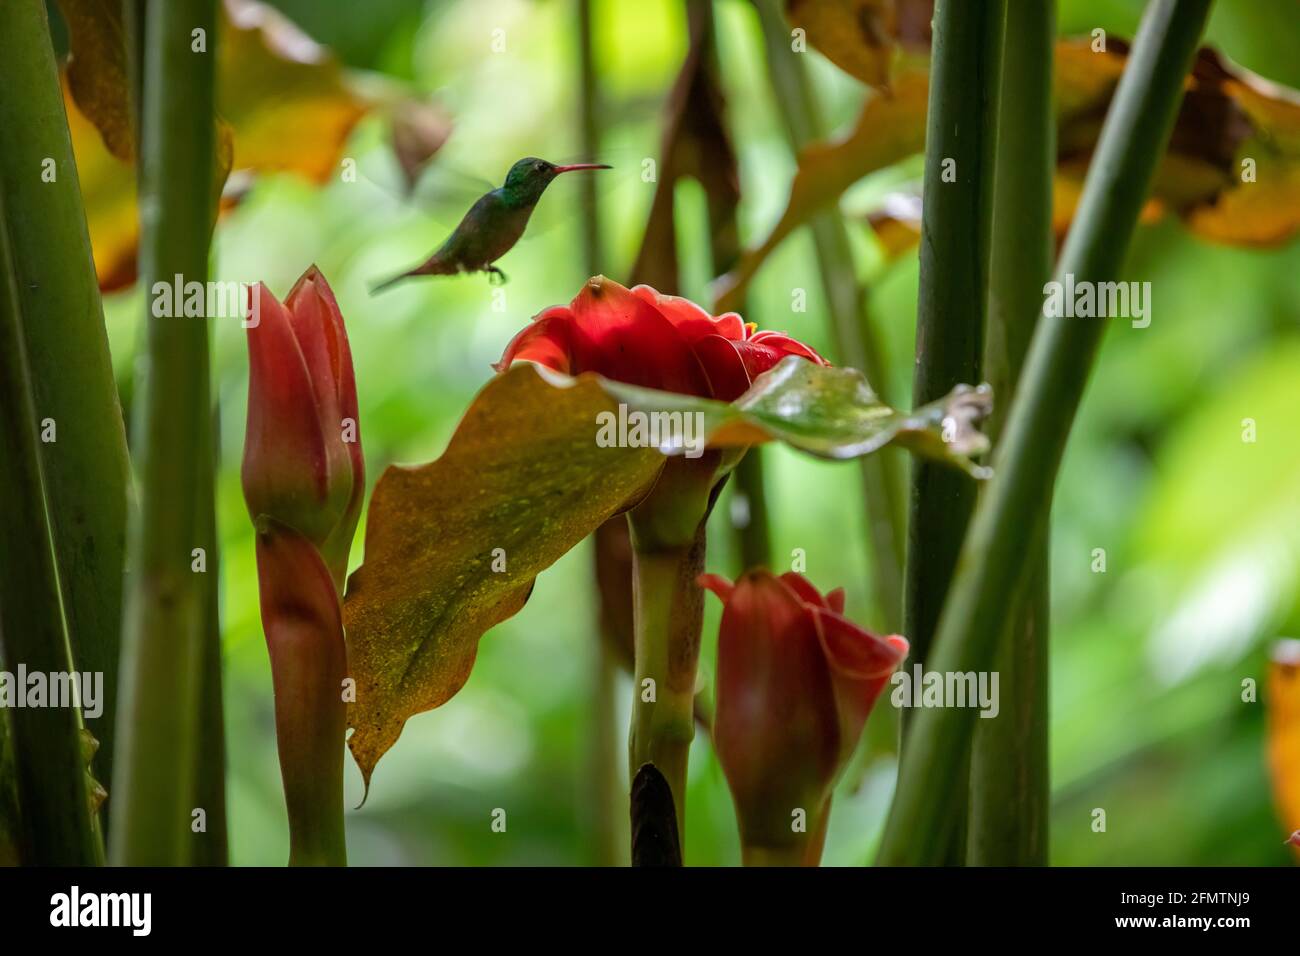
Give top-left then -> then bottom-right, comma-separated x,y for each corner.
97,0 -> 1300,865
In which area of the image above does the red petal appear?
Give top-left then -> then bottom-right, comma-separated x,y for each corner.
567,277 -> 712,395
242,283 -> 330,516
494,306 -> 576,374
814,609 -> 908,679
698,572 -> 735,603
735,333 -> 830,382
690,334 -> 753,402
825,588 -> 846,615
778,571 -> 828,609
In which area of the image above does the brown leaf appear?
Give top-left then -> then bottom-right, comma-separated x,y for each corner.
784,0 -> 932,91
389,99 -> 452,195
343,366 -> 664,790
631,1 -> 740,291
58,0 -> 133,161
1268,640 -> 1300,862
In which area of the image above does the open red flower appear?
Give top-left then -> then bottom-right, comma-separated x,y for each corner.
494,276 -> 827,402
242,266 -> 363,588
700,569 -> 908,864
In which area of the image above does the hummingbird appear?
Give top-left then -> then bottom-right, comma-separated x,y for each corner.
371,157 -> 610,292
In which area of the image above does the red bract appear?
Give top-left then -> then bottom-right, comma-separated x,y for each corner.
700,569 -> 908,863
242,266 -> 363,588
494,276 -> 827,402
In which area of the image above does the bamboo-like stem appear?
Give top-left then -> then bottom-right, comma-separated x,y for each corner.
968,0 -> 1055,867
0,0 -> 132,792
877,0 -> 1213,866
898,0 -> 1005,865
903,0 -> 1004,710
752,0 -> 904,630
111,0 -> 219,866
0,191 -> 102,866
576,0 -> 624,869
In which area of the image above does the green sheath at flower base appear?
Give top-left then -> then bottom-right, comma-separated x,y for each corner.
243,265 -> 362,866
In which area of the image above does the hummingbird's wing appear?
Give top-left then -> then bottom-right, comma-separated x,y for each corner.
361,151 -> 496,229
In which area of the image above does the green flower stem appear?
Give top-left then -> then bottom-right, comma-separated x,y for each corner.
968,0 -> 1056,867
877,0 -> 1213,866
753,0 -> 905,630
111,0 -> 219,866
0,0 -> 132,791
0,191 -> 102,866
627,533 -> 706,840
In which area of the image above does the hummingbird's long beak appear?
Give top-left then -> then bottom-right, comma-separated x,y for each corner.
553,163 -> 612,173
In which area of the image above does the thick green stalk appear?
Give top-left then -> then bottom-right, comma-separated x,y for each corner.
111,0 -> 219,865
898,0 -> 1004,865
0,0 -> 132,791
968,0 -> 1055,867
877,0 -> 1213,866
0,192 -> 102,866
753,0 -> 904,630
903,0 -> 1004,708
627,528 -> 707,850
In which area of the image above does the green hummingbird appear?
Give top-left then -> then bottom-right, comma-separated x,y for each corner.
371,157 -> 610,293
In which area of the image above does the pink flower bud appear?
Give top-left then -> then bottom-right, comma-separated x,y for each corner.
241,266 -> 362,589
701,569 -> 907,863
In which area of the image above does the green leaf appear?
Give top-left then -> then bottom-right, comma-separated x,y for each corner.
600,356 -> 992,478
343,359 -> 990,788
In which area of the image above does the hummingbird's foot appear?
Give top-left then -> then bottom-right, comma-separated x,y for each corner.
486,266 -> 508,285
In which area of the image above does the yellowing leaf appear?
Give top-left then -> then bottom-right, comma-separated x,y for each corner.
219,0 -> 369,183
63,77 -> 138,292
58,0 -> 133,161
784,0 -> 932,91
1268,640 -> 1300,861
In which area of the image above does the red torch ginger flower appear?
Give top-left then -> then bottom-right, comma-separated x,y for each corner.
242,266 -> 363,589
494,276 -> 827,401
700,569 -> 908,865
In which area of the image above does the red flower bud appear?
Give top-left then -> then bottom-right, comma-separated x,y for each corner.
495,276 -> 827,402
242,266 -> 363,588
701,569 -> 908,864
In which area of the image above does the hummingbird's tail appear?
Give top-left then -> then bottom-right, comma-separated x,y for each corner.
369,259 -> 452,295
